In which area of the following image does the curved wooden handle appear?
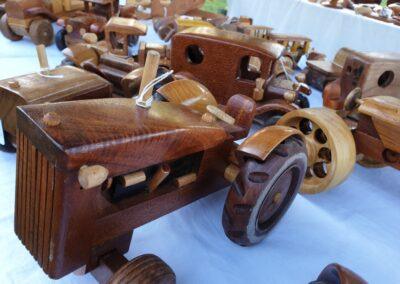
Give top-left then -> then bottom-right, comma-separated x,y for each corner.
139,50 -> 160,101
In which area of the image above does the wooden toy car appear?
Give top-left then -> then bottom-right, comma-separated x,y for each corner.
61,17 -> 151,96
0,0 -> 83,46
304,47 -> 354,91
13,52 -> 309,282
0,45 -> 112,152
55,0 -> 119,50
310,263 -> 367,284
121,0 -> 205,20
0,0 -> 5,17
171,27 -> 311,125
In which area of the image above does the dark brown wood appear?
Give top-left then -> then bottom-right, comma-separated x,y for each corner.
14,90 -> 307,281
311,263 -> 367,284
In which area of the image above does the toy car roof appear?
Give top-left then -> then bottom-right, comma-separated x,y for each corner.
177,27 -> 285,59
0,66 -> 110,104
267,32 -> 311,42
347,51 -> 400,63
105,17 -> 148,35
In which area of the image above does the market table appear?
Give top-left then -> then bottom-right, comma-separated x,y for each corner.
0,5 -> 400,284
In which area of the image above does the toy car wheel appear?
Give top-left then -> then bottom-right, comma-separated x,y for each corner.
295,93 -> 310,109
222,136 -> 307,246
278,108 -> 356,194
109,254 -> 176,284
0,131 -> 16,153
0,14 -> 23,41
55,29 -> 67,51
29,19 -> 54,46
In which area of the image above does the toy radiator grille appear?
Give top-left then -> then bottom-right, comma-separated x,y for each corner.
14,130 -> 56,273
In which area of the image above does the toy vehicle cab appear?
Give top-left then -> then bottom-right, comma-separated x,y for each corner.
55,0 -> 119,50
13,52 -> 309,282
0,46 -> 112,152
0,0 -> 83,46
171,27 -> 311,124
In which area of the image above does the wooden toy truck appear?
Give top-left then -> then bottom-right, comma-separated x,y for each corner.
13,51 -> 314,282
0,45 -> 112,152
171,27 -> 311,125
0,0 -> 83,46
55,0 -> 119,50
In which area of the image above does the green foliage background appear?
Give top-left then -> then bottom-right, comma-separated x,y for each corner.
201,0 -> 228,14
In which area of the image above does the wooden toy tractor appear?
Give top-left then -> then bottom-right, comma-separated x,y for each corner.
0,45 -> 111,152
0,0 -> 83,46
61,16 -> 150,96
55,0 -> 119,50
170,27 -> 312,126
14,51 -> 310,282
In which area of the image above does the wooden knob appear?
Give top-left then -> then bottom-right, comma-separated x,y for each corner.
206,105 -> 236,125
139,50 -> 161,102
201,112 -> 217,123
36,45 -> 49,70
66,24 -> 73,33
8,80 -> 20,89
78,165 -> 109,190
82,33 -> 98,44
42,112 -> 61,127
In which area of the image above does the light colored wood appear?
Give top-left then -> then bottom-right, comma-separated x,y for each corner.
138,50 -> 160,102
358,96 -> 400,153
201,112 -> 216,123
277,108 -> 356,194
121,171 -> 146,188
157,79 -> 218,114
174,173 -> 197,188
148,164 -> 170,192
295,72 -> 306,83
284,91 -> 297,103
36,45 -> 49,70
78,165 -> 109,190
206,105 -> 235,125
42,112 -> 61,127
8,80 -> 20,89
82,33 -> 98,44
224,164 -> 240,183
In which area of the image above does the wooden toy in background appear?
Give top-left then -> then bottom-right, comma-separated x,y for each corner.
121,0 -> 205,20
14,51 -> 309,282
310,263 -> 367,284
0,0 -> 5,17
61,17 -> 155,96
303,47 -> 354,91
0,0 -> 83,46
0,45 -> 112,152
55,0 -> 119,50
171,27 -> 311,126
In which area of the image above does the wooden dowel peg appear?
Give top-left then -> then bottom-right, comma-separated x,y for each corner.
139,50 -> 160,102
174,173 -> 197,188
121,171 -> 146,188
148,164 -> 171,192
284,91 -> 298,103
206,105 -> 236,125
36,45 -> 49,71
79,165 -> 109,190
224,164 -> 240,183
201,112 -> 217,123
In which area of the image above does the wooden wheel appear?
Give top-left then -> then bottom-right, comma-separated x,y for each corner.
222,136 -> 307,246
311,263 -> 367,284
109,254 -> 176,284
0,14 -> 22,41
55,29 -> 67,51
29,19 -> 54,46
278,108 -> 356,194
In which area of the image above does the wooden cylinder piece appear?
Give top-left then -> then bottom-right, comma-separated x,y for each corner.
206,105 -> 236,125
36,44 -> 49,70
121,171 -> 146,188
139,50 -> 161,102
79,165 -> 109,190
148,164 -> 171,192
175,173 -> 197,188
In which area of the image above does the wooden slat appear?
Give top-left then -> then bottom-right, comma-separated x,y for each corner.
21,134 -> 28,243
37,154 -> 48,266
43,163 -> 55,271
28,144 -> 36,251
33,151 -> 42,258
14,131 -> 22,235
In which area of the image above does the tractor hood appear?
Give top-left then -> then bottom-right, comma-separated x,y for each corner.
17,99 -> 230,174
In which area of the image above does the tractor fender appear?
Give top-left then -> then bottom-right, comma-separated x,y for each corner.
25,7 -> 58,21
236,125 -> 304,163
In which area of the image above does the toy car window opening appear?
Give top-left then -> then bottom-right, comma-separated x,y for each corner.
238,55 -> 262,81
186,44 -> 204,64
378,70 -> 394,88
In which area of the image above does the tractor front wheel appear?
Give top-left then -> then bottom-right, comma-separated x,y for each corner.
109,254 -> 176,284
29,19 -> 53,46
0,14 -> 22,41
222,136 -> 307,246
55,29 -> 67,51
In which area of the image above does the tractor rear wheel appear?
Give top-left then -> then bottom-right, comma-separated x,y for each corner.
55,29 -> 67,51
222,136 -> 307,246
0,14 -> 22,41
109,254 -> 176,284
29,19 -> 53,46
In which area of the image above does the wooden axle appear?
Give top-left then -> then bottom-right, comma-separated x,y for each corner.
36,45 -> 49,71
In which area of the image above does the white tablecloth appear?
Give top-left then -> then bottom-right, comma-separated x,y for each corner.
228,0 -> 400,61
0,5 -> 400,284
